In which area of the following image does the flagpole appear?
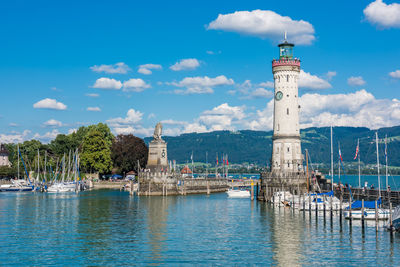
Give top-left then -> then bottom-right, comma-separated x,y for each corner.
206,151 -> 208,178
358,148 -> 361,188
191,151 -> 194,178
385,134 -> 388,189
338,142 -> 341,186
330,125 -> 333,191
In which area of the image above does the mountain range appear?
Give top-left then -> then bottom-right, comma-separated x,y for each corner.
144,126 -> 400,167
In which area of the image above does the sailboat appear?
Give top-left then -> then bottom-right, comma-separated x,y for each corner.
344,132 -> 390,220
0,145 -> 34,192
47,150 -> 81,193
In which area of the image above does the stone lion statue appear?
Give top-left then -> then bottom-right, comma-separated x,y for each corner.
153,122 -> 163,140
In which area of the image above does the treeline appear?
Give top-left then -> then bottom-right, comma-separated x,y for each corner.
0,123 -> 148,178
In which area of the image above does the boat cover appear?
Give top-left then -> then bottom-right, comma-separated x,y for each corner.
346,198 -> 382,209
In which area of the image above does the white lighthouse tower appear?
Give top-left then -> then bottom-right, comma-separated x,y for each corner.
259,34 -> 307,201
271,34 -> 303,173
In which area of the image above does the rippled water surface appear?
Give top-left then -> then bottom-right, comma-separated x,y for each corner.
1,190 -> 400,266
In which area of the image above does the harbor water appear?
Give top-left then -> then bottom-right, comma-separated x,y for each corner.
1,189 -> 400,266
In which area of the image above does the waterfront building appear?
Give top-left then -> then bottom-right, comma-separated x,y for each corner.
259,34 -> 307,200
0,144 -> 11,167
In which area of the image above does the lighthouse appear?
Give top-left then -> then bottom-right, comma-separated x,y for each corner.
258,34 -> 307,201
271,34 -> 303,173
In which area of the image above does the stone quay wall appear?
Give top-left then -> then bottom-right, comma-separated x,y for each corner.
258,171 -> 307,202
138,172 -> 229,196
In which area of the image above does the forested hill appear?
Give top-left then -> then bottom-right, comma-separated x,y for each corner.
144,126 -> 400,166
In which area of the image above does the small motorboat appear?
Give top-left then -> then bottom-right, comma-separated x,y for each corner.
227,188 -> 250,198
0,179 -> 34,192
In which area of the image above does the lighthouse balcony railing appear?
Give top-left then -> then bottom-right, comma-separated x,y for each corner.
272,58 -> 301,67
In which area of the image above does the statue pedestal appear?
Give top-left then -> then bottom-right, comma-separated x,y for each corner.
146,140 -> 168,172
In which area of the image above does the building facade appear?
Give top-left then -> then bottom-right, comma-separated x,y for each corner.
0,144 -> 11,167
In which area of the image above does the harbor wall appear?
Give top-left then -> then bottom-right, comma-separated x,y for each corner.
138,172 -> 228,195
258,171 -> 307,201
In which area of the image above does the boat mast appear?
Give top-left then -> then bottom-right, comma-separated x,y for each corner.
17,144 -> 20,179
376,132 -> 381,199
357,138 -> 361,188
330,125 -> 333,191
306,149 -> 309,193
37,149 -> 40,183
385,135 -> 388,189
44,151 -> 47,183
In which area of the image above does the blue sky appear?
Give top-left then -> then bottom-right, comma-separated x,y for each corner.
1,0 -> 400,142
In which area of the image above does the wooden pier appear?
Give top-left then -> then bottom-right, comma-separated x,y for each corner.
334,186 -> 400,206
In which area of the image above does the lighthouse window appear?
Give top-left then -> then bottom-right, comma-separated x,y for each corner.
287,75 -> 289,82
287,147 -> 290,152
288,163 -> 290,167
287,108 -> 289,115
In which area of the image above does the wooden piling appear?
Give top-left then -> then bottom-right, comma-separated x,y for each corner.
389,202 -> 393,231
349,198 -> 352,222
207,180 -> 210,195
375,200 -> 378,232
361,199 -> 365,228
251,181 -> 254,201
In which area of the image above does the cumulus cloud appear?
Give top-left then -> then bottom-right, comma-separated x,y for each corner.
185,103 -> 247,133
207,10 -> 315,45
86,93 -> 99,98
33,98 -> 67,110
106,108 -> 143,127
232,80 -> 274,99
326,71 -> 337,80
122,78 -> 151,92
161,119 -> 188,126
33,130 -> 60,142
0,130 -> 30,143
170,58 -> 200,71
298,70 -> 332,89
389,70 -> 400,79
347,76 -> 366,86
170,75 -> 234,94
90,62 -> 131,74
87,107 -> 101,112
138,64 -> 162,75
364,0 -> 400,28
92,78 -> 122,90
9,123 -> 18,127
246,89 -> 400,131
43,119 -> 62,127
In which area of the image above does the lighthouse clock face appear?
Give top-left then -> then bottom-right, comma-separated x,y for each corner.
275,91 -> 283,101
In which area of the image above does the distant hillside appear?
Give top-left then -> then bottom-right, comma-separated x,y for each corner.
144,126 -> 400,166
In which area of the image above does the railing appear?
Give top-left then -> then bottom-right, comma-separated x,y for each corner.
272,58 -> 301,67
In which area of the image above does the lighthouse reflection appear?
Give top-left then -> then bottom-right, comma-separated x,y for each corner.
269,207 -> 304,266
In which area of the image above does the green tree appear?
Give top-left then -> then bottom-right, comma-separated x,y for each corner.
80,129 -> 112,174
111,134 -> 148,174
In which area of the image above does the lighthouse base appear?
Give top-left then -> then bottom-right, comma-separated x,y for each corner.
258,171 -> 307,202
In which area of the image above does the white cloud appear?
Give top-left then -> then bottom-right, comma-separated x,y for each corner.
161,119 -> 188,126
122,78 -> 151,92
138,64 -> 162,75
207,10 -> 315,45
68,128 -> 77,134
148,113 -> 156,119
171,75 -> 234,94
33,98 -> 67,110
326,71 -> 337,80
87,107 -> 101,112
170,58 -> 200,71
248,88 -> 274,99
389,70 -> 400,79
9,123 -> 18,127
247,89 -> 400,131
106,108 -> 143,127
90,62 -> 131,74
92,78 -> 122,90
259,81 -> 274,88
299,70 -> 332,90
347,76 -> 366,86
43,119 -> 62,127
0,130 -> 30,143
364,0 -> 400,28
33,129 -> 60,142
86,93 -> 99,98
113,126 -> 153,136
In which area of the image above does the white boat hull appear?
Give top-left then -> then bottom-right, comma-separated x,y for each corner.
227,189 -> 250,198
